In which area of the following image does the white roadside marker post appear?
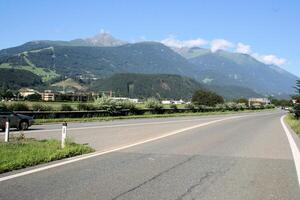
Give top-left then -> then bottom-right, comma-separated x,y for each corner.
4,118 -> 10,142
61,122 -> 67,148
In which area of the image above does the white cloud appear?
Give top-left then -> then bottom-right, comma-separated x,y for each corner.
161,36 -> 287,66
210,39 -> 233,52
252,53 -> 286,66
236,43 -> 251,54
235,42 -> 286,66
161,36 -> 208,48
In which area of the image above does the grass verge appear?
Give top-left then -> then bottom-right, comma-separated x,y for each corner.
0,138 -> 94,174
284,114 -> 300,135
35,109 -> 274,124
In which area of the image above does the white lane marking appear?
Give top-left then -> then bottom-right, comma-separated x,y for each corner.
0,115 -> 241,182
280,115 -> 300,187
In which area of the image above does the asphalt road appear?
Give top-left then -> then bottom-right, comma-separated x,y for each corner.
1,110 -> 300,200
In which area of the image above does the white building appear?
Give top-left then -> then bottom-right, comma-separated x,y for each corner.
161,99 -> 186,105
111,97 -> 139,103
161,100 -> 172,104
19,88 -> 39,97
248,98 -> 270,106
173,99 -> 185,105
41,90 -> 55,101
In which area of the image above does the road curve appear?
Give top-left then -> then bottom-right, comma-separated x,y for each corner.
0,110 -> 300,200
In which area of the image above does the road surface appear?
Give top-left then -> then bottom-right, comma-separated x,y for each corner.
1,110 -> 300,200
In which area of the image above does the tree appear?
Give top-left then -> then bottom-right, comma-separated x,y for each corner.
0,89 -> 14,100
236,98 -> 248,105
294,80 -> 300,118
25,93 -> 42,101
270,98 -> 292,107
192,89 -> 224,107
293,80 -> 300,104
295,80 -> 300,95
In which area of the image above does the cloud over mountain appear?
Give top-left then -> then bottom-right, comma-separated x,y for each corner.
161,36 -> 208,48
252,54 -> 286,66
161,35 -> 287,66
210,39 -> 233,52
236,43 -> 251,54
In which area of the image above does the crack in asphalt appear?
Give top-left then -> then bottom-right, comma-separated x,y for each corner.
110,155 -> 197,200
174,172 -> 214,200
175,160 -> 238,200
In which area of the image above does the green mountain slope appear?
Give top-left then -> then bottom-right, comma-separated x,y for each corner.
90,73 -> 260,100
207,85 -> 262,100
175,47 -> 298,95
0,41 -> 199,80
0,34 -> 298,97
90,73 -> 203,99
0,68 -> 42,90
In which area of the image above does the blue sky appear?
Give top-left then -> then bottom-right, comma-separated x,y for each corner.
0,0 -> 299,76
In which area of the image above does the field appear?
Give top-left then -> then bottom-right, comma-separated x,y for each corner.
285,114 -> 300,135
0,137 -> 94,174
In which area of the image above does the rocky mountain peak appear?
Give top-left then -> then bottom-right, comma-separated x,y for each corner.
85,32 -> 126,47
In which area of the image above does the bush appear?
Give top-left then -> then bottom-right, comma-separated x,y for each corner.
237,103 -> 247,110
198,105 -> 214,112
225,102 -> 239,111
144,98 -> 163,114
250,103 -> 261,110
60,104 -> 74,111
184,103 -> 196,111
145,98 -> 163,110
7,102 -> 30,111
116,100 -> 136,111
170,104 -> 178,110
215,104 -> 226,112
192,89 -> 224,107
32,103 -> 53,111
94,96 -> 117,111
264,104 -> 275,109
77,103 -> 95,111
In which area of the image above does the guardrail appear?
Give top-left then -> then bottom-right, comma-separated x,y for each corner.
13,106 -> 270,119
14,108 -> 196,119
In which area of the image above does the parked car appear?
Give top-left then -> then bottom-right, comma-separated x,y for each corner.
0,107 -> 34,131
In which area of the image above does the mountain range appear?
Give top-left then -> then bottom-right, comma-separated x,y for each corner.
0,32 -> 298,99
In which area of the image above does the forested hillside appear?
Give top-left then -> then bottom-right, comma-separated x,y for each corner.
0,68 -> 42,90
91,73 -> 203,99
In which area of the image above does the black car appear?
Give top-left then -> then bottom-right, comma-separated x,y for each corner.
0,107 -> 34,131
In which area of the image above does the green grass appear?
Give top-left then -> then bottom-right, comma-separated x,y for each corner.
35,109 -> 274,124
0,63 -> 12,68
284,114 -> 300,135
22,66 -> 59,82
0,138 -> 94,174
